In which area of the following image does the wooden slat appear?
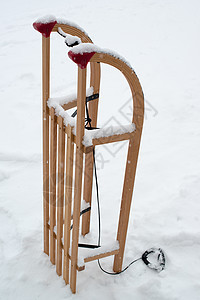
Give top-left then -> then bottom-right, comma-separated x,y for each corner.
70,68 -> 87,294
76,264 -> 85,272
62,100 -> 77,111
42,36 -> 50,255
72,131 -> 135,152
56,116 -> 65,276
113,135 -> 141,272
63,125 -> 74,284
92,131 -> 135,146
84,249 -> 119,263
67,249 -> 119,270
82,62 -> 101,236
81,150 -> 94,234
50,108 -> 57,264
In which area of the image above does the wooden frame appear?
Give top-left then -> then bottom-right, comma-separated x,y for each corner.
42,36 -> 50,255
63,125 -> 74,283
50,107 -> 57,264
70,67 -> 87,292
39,21 -> 144,294
82,61 -> 101,236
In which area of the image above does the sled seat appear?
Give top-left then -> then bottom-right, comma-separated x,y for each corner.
48,94 -> 136,154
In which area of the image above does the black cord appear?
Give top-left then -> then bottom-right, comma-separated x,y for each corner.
57,29 -> 66,38
85,100 -> 101,247
57,27 -> 80,47
98,256 -> 142,275
93,148 -> 101,247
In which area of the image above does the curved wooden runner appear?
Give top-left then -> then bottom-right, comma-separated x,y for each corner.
69,52 -> 144,293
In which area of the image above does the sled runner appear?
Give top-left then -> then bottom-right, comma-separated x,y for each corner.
33,16 -> 144,293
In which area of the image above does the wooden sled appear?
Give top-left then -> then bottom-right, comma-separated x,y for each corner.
33,16 -> 144,294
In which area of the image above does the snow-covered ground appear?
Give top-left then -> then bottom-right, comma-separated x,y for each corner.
1,0 -> 200,299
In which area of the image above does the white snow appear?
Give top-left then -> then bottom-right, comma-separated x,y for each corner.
53,225 -> 57,235
33,15 -> 88,36
58,27 -> 81,46
83,123 -> 135,146
34,14 -> 57,24
48,86 -> 135,147
65,34 -> 81,46
47,87 -> 94,127
56,18 -> 89,36
69,43 -> 134,70
48,86 -> 93,107
81,199 -> 91,211
1,1 -> 200,299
